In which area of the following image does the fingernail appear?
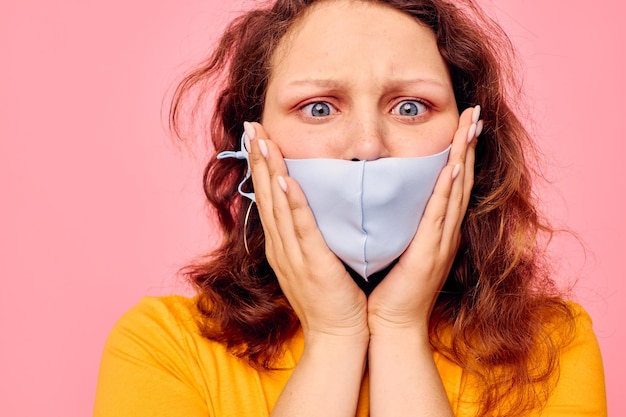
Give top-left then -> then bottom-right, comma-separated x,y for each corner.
243,121 -> 256,141
452,163 -> 461,180
467,123 -> 477,143
475,119 -> 484,138
258,139 -> 268,159
244,134 -> 251,152
277,176 -> 288,193
472,105 -> 481,124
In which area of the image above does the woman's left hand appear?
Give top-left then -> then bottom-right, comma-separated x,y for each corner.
367,106 -> 480,336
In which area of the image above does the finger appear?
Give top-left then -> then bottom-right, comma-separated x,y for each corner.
248,123 -> 326,274
439,106 -> 481,240
413,162 -> 457,247
267,171 -> 309,269
447,106 -> 477,164
278,175 -> 344,273
461,125 -> 478,217
255,125 -> 317,266
245,122 -> 292,259
454,115 -> 481,230
279,176 -> 319,243
248,122 -> 290,181
407,106 -> 476,234
441,160 -> 465,246
246,122 -> 273,216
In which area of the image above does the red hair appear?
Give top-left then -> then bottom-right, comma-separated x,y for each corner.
170,1 -> 575,415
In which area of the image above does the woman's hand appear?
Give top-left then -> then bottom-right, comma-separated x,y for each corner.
367,107 -> 480,417
246,122 -> 369,417
367,106 -> 480,337
245,122 -> 369,344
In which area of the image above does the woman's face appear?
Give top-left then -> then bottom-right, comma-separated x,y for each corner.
261,0 -> 459,160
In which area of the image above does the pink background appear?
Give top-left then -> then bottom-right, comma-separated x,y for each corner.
1,0 -> 623,415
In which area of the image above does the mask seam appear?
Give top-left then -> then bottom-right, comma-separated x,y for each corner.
359,161 -> 369,280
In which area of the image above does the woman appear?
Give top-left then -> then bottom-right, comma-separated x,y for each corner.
94,0 -> 606,416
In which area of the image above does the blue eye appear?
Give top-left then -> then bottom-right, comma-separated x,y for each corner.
392,100 -> 427,117
302,101 -> 335,118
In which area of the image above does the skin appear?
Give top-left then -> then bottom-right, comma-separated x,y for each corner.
245,1 -> 480,415
262,0 -> 459,159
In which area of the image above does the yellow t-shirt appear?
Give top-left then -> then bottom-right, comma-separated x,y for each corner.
93,296 -> 606,416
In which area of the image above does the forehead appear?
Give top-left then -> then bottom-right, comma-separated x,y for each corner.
269,0 -> 450,84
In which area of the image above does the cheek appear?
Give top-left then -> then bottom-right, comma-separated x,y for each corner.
263,109 -> 350,159
424,114 -> 460,154
392,122 -> 457,157
261,97 -> 336,158
262,121 -> 332,159
280,130 -> 348,159
432,122 -> 458,149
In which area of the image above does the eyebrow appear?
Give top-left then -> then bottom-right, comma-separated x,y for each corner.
386,77 -> 450,90
285,77 -> 450,91
285,78 -> 344,89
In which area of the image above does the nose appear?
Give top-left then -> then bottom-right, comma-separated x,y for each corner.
345,113 -> 388,161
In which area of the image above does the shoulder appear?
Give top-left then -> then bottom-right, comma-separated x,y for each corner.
95,296 -> 231,416
106,295 -> 202,350
539,301 -> 603,369
94,296 -> 203,414
101,294 -> 244,369
115,295 -> 200,330
95,296 -> 300,416
558,301 -> 604,369
555,301 -> 600,351
544,302 -> 607,415
100,295 -> 224,380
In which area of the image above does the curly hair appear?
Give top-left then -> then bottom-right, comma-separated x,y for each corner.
169,1 -> 575,415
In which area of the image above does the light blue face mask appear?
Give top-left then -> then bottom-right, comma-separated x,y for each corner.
218,133 -> 450,283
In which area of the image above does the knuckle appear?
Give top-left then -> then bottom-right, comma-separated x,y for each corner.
254,194 -> 270,212
272,204 -> 282,220
248,149 -> 264,164
434,213 -> 447,229
293,221 -> 314,240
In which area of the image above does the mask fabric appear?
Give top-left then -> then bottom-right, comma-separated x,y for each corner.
284,149 -> 449,284
217,133 -> 450,292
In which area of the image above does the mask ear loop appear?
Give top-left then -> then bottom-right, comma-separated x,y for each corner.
217,132 -> 257,255
243,199 -> 255,256
216,132 -> 256,202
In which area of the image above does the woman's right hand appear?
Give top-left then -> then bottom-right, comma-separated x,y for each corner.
245,122 -> 369,345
